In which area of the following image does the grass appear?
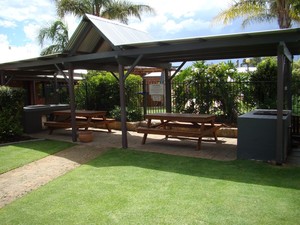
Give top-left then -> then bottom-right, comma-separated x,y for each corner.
0,139 -> 75,174
0,149 -> 300,224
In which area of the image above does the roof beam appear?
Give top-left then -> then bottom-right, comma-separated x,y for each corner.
170,61 -> 186,80
115,56 -> 171,69
117,55 -> 143,80
278,42 -> 293,62
0,29 -> 299,73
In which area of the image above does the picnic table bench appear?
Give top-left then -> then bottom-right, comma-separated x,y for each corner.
44,110 -> 115,134
44,121 -> 89,134
77,117 -> 115,132
137,113 -> 222,150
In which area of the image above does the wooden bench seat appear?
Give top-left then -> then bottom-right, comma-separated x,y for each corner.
91,118 -> 115,123
164,122 -> 223,130
151,122 -> 223,140
137,127 -> 211,137
91,118 -> 115,132
75,116 -> 115,132
137,126 -> 218,150
44,121 -> 89,134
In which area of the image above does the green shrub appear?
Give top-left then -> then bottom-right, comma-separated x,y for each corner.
75,71 -> 143,120
75,71 -> 119,111
0,86 -> 25,142
110,105 -> 143,122
173,61 -> 241,122
250,57 -> 277,109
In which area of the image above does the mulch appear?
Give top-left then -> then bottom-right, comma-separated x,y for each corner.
0,136 -> 36,145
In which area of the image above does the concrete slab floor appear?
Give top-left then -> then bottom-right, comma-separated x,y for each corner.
30,128 -> 237,161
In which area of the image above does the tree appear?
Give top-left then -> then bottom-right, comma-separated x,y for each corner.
38,20 -> 69,55
38,0 -> 154,55
54,0 -> 155,24
250,57 -> 277,108
240,57 -> 262,67
212,0 -> 300,29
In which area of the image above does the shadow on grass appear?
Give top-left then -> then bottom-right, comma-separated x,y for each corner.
86,148 -> 300,190
5,139 -> 75,154
0,140 -> 76,174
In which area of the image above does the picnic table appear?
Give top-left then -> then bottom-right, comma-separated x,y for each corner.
137,113 -> 222,150
44,110 -> 115,134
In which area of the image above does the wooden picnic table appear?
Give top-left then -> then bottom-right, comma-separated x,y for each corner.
137,113 -> 222,150
44,110 -> 114,134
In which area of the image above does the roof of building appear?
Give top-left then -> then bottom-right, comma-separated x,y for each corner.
0,14 -> 299,77
65,14 -> 154,55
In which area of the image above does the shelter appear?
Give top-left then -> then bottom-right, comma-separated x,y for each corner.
1,14 -> 300,163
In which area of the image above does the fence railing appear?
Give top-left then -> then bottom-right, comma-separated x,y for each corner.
48,78 -> 300,125
142,79 -> 300,125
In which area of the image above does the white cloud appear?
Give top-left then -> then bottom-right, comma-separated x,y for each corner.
0,0 -> 58,62
0,43 -> 41,63
0,20 -> 17,28
0,34 -> 10,46
64,15 -> 81,37
0,0 -> 55,23
139,0 -> 230,19
129,0 -> 232,37
0,34 -> 40,63
24,23 -> 40,41
162,18 -> 211,34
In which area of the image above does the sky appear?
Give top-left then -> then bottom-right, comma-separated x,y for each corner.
0,0 -> 287,63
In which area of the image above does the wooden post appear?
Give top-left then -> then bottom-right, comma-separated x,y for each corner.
164,69 -> 172,113
276,42 -> 293,164
68,65 -> 77,142
118,64 -> 128,148
0,71 -> 4,85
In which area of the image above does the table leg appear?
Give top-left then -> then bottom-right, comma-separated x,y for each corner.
211,121 -> 218,141
103,116 -> 112,132
141,118 -> 152,144
197,137 -> 202,150
162,120 -> 169,139
85,117 -> 92,130
142,134 -> 148,144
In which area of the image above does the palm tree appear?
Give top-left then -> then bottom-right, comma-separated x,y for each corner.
38,0 -> 154,55
212,0 -> 300,29
38,20 -> 69,55
54,0 -> 155,24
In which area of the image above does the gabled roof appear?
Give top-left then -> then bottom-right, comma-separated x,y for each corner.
65,14 -> 154,55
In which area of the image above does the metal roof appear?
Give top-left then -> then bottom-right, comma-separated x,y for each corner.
118,28 -> 300,62
65,14 -> 154,55
0,14 -> 300,77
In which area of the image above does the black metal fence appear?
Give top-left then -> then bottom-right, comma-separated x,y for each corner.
46,78 -> 300,125
142,79 -> 300,125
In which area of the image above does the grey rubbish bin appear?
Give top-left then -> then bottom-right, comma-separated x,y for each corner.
22,104 -> 70,133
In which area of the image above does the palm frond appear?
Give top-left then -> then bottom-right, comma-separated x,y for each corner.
56,0 -> 90,17
212,0 -> 264,26
100,0 -> 155,24
37,19 -> 69,56
212,0 -> 299,29
242,13 -> 276,27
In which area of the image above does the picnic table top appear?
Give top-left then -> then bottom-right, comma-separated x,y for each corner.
53,110 -> 107,117
144,113 -> 216,123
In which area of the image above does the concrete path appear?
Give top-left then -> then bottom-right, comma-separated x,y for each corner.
0,145 -> 106,208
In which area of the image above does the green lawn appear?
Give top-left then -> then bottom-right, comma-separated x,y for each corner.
0,140 -> 75,174
0,149 -> 299,225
